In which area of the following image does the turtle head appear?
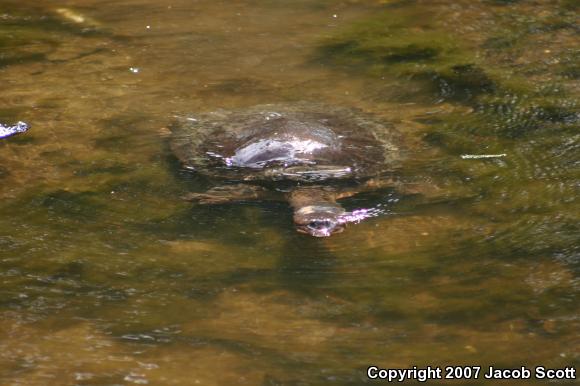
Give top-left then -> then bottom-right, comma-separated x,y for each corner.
293,204 -> 346,237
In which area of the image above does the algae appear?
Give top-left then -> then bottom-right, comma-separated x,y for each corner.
316,0 -> 579,276
316,9 -> 490,101
0,2 -> 111,70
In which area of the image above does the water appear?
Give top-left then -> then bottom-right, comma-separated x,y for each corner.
1,0 -> 578,385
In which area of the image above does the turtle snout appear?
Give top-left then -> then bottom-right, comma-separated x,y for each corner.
300,219 -> 344,237
294,205 -> 346,237
308,220 -> 332,231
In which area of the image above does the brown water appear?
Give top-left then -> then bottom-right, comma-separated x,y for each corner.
0,0 -> 578,385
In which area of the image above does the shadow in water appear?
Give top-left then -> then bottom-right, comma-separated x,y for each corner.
275,234 -> 339,294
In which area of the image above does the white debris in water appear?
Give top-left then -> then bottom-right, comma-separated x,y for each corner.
460,153 -> 507,159
56,8 -> 86,23
75,373 -> 94,381
138,362 -> 159,370
55,8 -> 100,27
124,372 -> 148,384
129,67 -> 140,73
0,121 -> 28,139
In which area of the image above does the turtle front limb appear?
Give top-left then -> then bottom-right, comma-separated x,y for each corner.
361,176 -> 443,198
183,184 -> 269,204
357,176 -> 474,208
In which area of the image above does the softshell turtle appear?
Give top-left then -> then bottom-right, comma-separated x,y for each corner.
170,103 -> 407,237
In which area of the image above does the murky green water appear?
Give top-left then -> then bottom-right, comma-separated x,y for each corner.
1,0 -> 578,385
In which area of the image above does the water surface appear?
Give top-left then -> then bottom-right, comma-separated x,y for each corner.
0,0 -> 578,385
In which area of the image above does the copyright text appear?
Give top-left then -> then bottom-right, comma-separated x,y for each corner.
366,365 -> 576,382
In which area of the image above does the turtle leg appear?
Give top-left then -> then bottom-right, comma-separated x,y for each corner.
358,177 -> 444,197
327,177 -> 442,202
326,178 -> 404,200
183,184 -> 269,204
362,176 -> 476,207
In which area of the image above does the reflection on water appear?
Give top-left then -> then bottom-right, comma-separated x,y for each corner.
0,0 -> 578,384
